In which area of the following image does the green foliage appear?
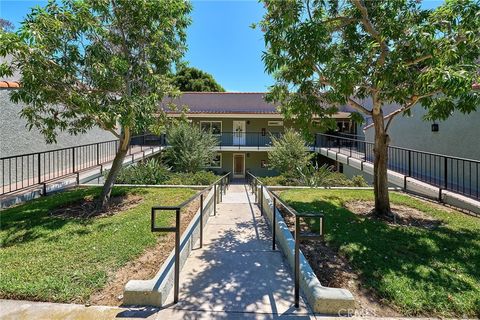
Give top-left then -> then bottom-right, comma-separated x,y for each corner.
0,186 -> 196,303
260,0 -> 480,126
260,171 -> 368,187
111,158 -> 218,185
115,158 -> 171,185
164,122 -> 218,173
173,66 -> 225,92
0,0 -> 192,143
164,171 -> 218,185
280,189 -> 480,316
296,163 -> 334,187
323,172 -> 368,187
268,129 -> 313,178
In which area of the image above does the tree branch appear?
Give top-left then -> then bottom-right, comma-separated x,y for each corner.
384,91 -> 440,131
351,0 -> 388,66
348,97 -> 372,115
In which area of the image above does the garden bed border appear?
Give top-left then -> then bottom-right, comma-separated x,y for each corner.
261,187 -> 355,315
123,186 -> 215,306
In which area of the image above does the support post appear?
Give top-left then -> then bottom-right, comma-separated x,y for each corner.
294,216 -> 300,308
200,194 -> 204,248
37,153 -> 41,185
96,143 -> 100,165
272,197 -> 276,251
213,185 -> 217,216
260,185 -> 263,215
174,208 -> 180,304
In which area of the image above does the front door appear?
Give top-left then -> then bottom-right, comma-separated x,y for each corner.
233,153 -> 245,178
233,121 -> 246,145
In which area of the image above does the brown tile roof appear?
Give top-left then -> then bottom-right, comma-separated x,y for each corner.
0,81 -> 20,88
162,92 -> 280,114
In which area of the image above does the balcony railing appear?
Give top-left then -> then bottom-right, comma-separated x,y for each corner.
316,133 -> 480,200
138,132 -> 287,149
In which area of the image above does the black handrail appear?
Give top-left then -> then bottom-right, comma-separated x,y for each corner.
150,172 -> 230,304
246,171 -> 324,309
317,133 -> 480,201
0,134 -> 163,196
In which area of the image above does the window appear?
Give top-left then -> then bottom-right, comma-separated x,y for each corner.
200,121 -> 222,135
208,153 -> 222,168
268,120 -> 283,126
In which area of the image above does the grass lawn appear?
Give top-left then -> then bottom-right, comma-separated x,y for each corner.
0,186 -> 196,303
280,189 -> 480,317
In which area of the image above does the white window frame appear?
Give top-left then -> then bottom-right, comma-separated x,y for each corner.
268,120 -> 283,126
200,121 -> 222,135
206,153 -> 222,169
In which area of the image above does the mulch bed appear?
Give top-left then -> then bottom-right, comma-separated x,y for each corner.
344,200 -> 442,230
88,194 -> 201,306
50,194 -> 143,219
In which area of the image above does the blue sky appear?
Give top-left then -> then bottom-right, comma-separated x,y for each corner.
0,0 -> 444,92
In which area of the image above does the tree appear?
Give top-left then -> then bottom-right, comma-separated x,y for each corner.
173,66 -> 225,92
0,0 -> 191,209
164,122 -> 218,173
268,129 -> 314,178
259,0 -> 480,216
0,19 -> 14,32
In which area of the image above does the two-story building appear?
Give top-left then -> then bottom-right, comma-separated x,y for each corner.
162,92 -> 355,178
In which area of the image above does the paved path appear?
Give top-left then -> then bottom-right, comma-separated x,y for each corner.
156,183 -> 313,319
0,184 -> 314,319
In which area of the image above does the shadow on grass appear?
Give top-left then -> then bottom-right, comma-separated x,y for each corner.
0,186 -> 147,247
285,198 -> 480,316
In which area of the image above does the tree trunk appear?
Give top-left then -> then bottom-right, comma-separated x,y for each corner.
98,129 -> 131,210
372,110 -> 391,216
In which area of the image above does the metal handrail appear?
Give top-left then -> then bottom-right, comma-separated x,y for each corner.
0,134 -> 161,196
246,171 -> 324,309
317,133 -> 480,163
316,133 -> 480,200
150,172 -> 230,304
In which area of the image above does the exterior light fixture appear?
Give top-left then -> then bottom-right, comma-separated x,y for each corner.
431,122 -> 439,132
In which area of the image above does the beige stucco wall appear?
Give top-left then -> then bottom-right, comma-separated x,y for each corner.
364,107 -> 480,160
208,151 -> 277,177
190,117 -> 293,134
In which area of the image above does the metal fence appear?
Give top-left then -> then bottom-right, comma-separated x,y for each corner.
246,171 -> 324,309
150,172 -> 230,304
0,134 -> 157,195
316,133 -> 480,200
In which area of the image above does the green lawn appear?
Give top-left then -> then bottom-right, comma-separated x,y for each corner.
0,186 -> 196,303
280,189 -> 480,317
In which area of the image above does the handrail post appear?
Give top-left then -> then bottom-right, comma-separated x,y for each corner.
272,197 -> 276,250
37,153 -> 41,185
174,208 -> 180,304
260,185 -> 263,215
96,143 -> 100,165
200,194 -> 204,248
213,184 -> 217,216
444,156 -> 448,192
72,147 -> 75,173
294,215 -> 300,308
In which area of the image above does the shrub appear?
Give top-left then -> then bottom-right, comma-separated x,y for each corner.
260,175 -> 299,186
115,158 -> 171,184
164,171 -> 218,185
296,163 -> 333,187
164,122 -> 218,173
268,129 -> 313,178
260,171 -> 369,187
351,175 -> 368,187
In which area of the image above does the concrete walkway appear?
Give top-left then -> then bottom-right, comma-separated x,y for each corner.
155,183 -> 313,319
0,184 -> 314,319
